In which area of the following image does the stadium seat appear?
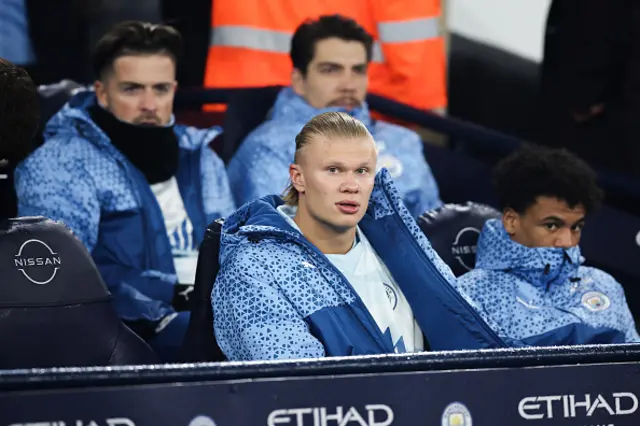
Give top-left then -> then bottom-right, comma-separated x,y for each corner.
418,203 -> 501,277
0,217 -> 157,368
219,85 -> 283,164
180,203 -> 503,362
180,219 -> 226,362
37,79 -> 88,137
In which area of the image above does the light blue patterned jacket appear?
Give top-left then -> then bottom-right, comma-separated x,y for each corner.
227,87 -> 441,217
15,91 -> 235,324
457,219 -> 640,345
213,169 -> 505,361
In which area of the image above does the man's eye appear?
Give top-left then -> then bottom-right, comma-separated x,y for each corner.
545,223 -> 559,231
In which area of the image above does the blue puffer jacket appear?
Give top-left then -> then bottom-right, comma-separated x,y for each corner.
213,169 -> 505,361
457,219 -> 640,346
227,87 -> 442,217
15,91 -> 236,324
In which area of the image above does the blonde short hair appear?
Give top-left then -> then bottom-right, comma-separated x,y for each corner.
282,112 -> 372,205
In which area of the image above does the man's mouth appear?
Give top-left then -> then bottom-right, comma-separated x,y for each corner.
331,98 -> 359,109
136,117 -> 161,125
336,200 -> 360,214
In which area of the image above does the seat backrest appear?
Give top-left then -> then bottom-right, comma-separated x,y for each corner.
180,219 -> 225,362
418,203 -> 501,277
0,217 -> 157,368
219,85 -> 283,164
422,143 -> 499,207
37,80 -> 88,131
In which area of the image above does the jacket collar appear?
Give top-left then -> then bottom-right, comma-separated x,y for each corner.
220,168 -> 400,260
43,91 -> 184,150
271,87 -> 374,133
475,219 -> 582,288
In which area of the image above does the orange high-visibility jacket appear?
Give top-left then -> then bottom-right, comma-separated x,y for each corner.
204,0 -> 447,110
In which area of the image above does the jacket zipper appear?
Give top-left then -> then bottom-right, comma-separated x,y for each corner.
108,144 -> 175,274
305,246 -> 394,353
388,207 -> 507,347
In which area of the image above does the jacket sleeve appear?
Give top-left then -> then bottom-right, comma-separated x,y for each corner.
213,247 -> 326,361
454,272 -> 525,347
227,131 -> 292,206
176,124 -> 236,221
380,127 -> 442,217
609,274 -> 640,343
370,0 -> 447,110
15,150 -> 177,321
409,133 -> 442,216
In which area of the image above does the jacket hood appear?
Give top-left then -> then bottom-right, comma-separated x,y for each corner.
271,87 -> 374,132
220,168 -> 401,263
475,219 -> 583,288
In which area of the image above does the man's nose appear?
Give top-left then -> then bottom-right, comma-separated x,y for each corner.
340,173 -> 360,193
339,71 -> 359,92
554,229 -> 574,249
139,90 -> 157,111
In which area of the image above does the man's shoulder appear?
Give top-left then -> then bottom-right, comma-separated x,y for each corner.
374,120 -> 421,141
218,236 -> 313,293
229,120 -> 298,173
577,266 -> 623,292
221,236 -> 301,269
457,268 -> 508,292
243,119 -> 300,149
21,134 -> 102,174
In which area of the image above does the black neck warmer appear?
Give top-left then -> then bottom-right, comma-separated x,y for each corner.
89,105 -> 179,184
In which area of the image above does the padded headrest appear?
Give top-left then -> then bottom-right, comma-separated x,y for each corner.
418,202 -> 501,276
0,217 -> 110,306
37,80 -> 88,130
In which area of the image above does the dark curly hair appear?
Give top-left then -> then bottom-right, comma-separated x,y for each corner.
291,15 -> 373,76
92,21 -> 183,79
0,58 -> 38,163
493,144 -> 603,214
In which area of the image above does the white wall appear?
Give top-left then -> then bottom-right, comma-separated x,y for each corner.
447,0 -> 552,63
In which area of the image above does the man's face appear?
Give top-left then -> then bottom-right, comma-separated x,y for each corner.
291,134 -> 377,232
95,54 -> 177,126
503,197 -> 586,249
292,37 -> 368,111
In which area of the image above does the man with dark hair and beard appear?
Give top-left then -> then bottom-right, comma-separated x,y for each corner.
0,57 -> 38,219
15,21 -> 236,361
227,15 -> 442,218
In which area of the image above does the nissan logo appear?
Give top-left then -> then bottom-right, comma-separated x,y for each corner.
451,227 -> 481,271
14,239 -> 61,285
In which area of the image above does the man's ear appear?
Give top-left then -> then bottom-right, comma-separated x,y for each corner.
291,68 -> 306,97
94,80 -> 107,108
290,163 -> 305,195
502,208 -> 519,236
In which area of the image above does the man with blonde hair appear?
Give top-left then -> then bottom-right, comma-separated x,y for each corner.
213,112 -> 505,361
